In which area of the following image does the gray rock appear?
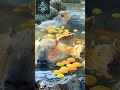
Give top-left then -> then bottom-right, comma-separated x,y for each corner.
61,0 -> 81,3
79,77 -> 85,90
50,7 -> 59,19
36,74 -> 82,90
57,75 -> 81,90
35,71 -> 57,81
50,0 -> 66,11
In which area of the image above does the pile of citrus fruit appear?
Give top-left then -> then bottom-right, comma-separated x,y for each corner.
53,57 -> 83,78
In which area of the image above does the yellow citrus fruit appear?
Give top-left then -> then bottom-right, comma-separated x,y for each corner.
73,29 -> 78,32
67,57 -> 76,62
62,60 -> 70,65
112,13 -> 120,18
56,62 -> 64,67
92,8 -> 103,15
90,86 -> 111,90
57,73 -> 64,78
86,75 -> 97,86
53,70 -> 61,75
73,62 -> 82,68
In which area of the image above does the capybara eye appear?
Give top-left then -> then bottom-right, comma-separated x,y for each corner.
51,46 -> 55,50
44,85 -> 47,87
61,13 -> 64,17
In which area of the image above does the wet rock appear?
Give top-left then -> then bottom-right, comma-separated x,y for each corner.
50,7 -> 59,19
36,74 -> 83,90
50,0 -> 66,11
35,71 -> 57,81
57,75 -> 80,90
79,77 -> 85,90
61,0 -> 81,3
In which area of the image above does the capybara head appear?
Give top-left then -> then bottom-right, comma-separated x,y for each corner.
5,30 -> 34,89
36,38 -> 60,67
88,39 -> 119,78
57,11 -> 70,24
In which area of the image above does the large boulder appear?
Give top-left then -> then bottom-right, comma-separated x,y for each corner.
35,73 -> 84,90
50,0 -> 66,11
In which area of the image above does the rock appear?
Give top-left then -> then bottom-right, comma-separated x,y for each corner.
57,75 -> 80,90
50,0 -> 66,11
36,74 -> 83,90
35,6 -> 58,24
79,77 -> 85,90
61,0 -> 81,3
35,71 -> 57,81
50,7 -> 59,19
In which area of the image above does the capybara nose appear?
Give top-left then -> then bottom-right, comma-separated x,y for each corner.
108,59 -> 120,75
80,51 -> 85,58
37,50 -> 49,68
37,59 -> 49,67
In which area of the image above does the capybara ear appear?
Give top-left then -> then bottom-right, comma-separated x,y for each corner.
55,40 -> 59,46
61,13 -> 64,17
39,38 -> 42,42
82,42 -> 85,46
86,16 -> 95,30
86,16 -> 95,22
9,27 -> 16,38
91,40 -> 96,49
112,39 -> 119,48
59,11 -> 64,18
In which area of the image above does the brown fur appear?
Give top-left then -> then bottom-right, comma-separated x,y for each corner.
88,40 -> 119,78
